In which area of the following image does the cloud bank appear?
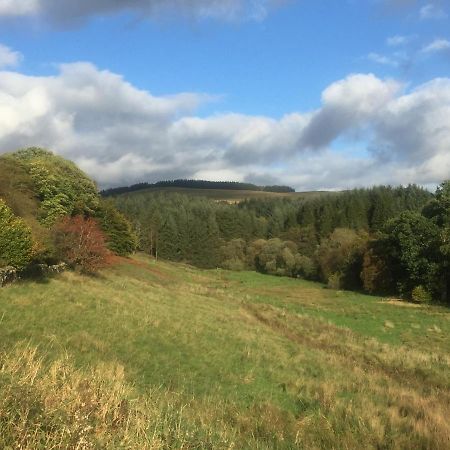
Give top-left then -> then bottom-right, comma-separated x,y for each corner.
0,60 -> 449,190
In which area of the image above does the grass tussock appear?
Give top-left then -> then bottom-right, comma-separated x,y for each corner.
0,344 -> 242,449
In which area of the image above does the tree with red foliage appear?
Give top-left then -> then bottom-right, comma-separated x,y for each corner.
53,215 -> 108,273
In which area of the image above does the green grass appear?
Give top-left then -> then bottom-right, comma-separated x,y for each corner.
0,254 -> 449,449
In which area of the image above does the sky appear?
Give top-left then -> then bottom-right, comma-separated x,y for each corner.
0,0 -> 449,190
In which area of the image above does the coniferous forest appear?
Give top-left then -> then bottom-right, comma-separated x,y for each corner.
113,181 -> 449,304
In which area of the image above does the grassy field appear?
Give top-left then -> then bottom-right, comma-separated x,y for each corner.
0,254 -> 449,449
116,187 -> 333,202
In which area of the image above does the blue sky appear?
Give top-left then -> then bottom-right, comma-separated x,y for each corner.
0,0 -> 449,190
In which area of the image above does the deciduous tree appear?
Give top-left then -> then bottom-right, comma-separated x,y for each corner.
53,215 -> 108,273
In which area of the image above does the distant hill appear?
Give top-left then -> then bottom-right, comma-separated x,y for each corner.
101,179 -> 296,197
110,186 -> 331,203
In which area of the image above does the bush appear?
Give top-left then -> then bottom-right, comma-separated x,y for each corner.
293,254 -> 316,279
411,285 -> 432,304
327,273 -> 342,290
53,215 -> 108,273
0,199 -> 34,269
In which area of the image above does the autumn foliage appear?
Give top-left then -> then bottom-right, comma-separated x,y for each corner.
53,215 -> 108,273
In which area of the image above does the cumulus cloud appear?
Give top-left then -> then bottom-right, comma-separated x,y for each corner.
0,62 -> 449,190
371,78 -> 450,162
0,0 -> 281,24
299,74 -> 400,149
0,44 -> 22,68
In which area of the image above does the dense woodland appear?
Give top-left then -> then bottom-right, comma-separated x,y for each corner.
114,182 -> 449,304
0,147 -> 449,305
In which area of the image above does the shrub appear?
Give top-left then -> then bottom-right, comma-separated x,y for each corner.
0,199 -> 34,269
327,273 -> 342,290
411,285 -> 432,304
294,254 -> 317,280
53,215 -> 108,273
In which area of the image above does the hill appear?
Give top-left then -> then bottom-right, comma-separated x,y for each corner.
0,148 -> 136,266
0,254 -> 449,449
111,185 -> 329,203
101,179 -> 296,198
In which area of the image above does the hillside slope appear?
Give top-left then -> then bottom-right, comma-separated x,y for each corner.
0,255 -> 449,449
112,186 -> 330,203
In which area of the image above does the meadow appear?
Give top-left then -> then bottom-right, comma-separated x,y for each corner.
0,254 -> 449,449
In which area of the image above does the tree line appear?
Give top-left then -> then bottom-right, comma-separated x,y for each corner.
114,182 -> 449,304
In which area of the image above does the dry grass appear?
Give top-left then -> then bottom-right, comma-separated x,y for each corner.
0,254 -> 449,449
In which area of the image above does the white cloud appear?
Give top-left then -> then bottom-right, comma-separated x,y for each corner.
421,38 -> 450,53
0,63 -> 449,190
0,0 -> 279,24
0,0 -> 39,16
299,74 -> 400,149
0,44 -> 23,68
420,3 -> 448,20
367,52 -> 397,66
386,35 -> 413,47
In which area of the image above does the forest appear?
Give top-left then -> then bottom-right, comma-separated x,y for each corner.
0,147 -> 449,305
114,182 -> 449,304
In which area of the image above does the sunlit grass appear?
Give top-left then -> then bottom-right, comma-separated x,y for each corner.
0,254 -> 449,448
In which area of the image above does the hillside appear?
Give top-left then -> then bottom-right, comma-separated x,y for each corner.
101,179 -> 297,198
112,185 -> 329,203
1,254 -> 449,449
0,148 -> 136,268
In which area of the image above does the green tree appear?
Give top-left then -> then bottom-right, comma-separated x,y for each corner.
12,148 -> 99,226
377,211 -> 441,300
422,180 -> 450,302
219,238 -> 247,270
316,228 -> 368,290
96,200 -> 137,256
158,213 -> 181,261
0,199 -> 34,269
